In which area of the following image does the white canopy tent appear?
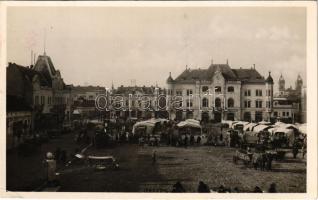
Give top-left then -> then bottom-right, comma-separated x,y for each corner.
258,120 -> 271,125
243,123 -> 258,131
132,118 -> 168,135
177,119 -> 201,129
73,109 -> 81,115
232,121 -> 249,129
252,124 -> 271,133
221,120 -> 238,128
273,121 -> 286,127
298,123 -> 307,135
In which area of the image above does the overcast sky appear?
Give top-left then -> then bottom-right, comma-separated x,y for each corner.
7,6 -> 306,91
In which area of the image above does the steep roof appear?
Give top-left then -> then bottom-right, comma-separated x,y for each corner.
173,64 -> 265,84
265,72 -> 274,84
33,54 -> 57,86
232,68 -> 265,83
14,64 -> 50,87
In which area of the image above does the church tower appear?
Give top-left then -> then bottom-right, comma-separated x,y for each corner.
278,74 -> 285,96
295,74 -> 303,94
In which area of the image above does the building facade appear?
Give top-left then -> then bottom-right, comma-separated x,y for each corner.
166,62 -> 274,122
107,85 -> 167,120
71,85 -> 106,119
6,53 -> 73,137
274,74 -> 304,123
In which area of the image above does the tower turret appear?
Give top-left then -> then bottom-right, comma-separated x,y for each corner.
295,74 -> 303,93
265,71 -> 274,121
278,74 -> 285,92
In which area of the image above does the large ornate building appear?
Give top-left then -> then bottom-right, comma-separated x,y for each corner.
6,53 -> 73,148
166,61 -> 274,122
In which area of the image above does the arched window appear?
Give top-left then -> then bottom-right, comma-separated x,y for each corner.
215,98 -> 221,108
202,98 -> 209,107
228,86 -> 234,92
228,98 -> 234,107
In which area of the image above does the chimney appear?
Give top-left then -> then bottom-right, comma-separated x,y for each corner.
211,59 -> 213,65
226,59 -> 229,65
253,64 -> 255,69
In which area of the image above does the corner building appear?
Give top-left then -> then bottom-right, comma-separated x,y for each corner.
166,62 -> 274,122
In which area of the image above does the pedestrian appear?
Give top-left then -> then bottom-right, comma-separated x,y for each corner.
233,187 -> 240,193
292,142 -> 299,159
155,136 -> 159,147
184,135 -> 188,148
268,183 -> 277,193
197,181 -> 210,193
190,134 -> 194,146
172,181 -> 185,193
302,137 -> 307,158
217,185 -> 226,193
197,136 -> 201,145
253,186 -> 263,193
266,153 -> 273,171
44,152 -> 57,187
152,150 -> 157,165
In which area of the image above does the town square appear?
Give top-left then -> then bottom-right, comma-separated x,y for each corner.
4,5 -> 311,194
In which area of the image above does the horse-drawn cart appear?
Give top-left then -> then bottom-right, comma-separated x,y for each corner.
233,149 -> 253,165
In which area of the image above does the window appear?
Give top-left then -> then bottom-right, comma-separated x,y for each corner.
186,89 -> 193,96
215,98 -> 221,108
186,99 -> 193,108
266,101 -> 271,108
167,89 -> 172,95
244,100 -> 251,108
286,112 -> 289,116
215,86 -> 221,92
40,96 -> 45,105
89,95 -> 94,100
227,86 -> 234,92
282,112 -> 285,116
256,89 -> 262,96
176,90 -> 182,96
255,100 -> 263,108
274,112 -> 278,117
202,98 -> 209,107
244,90 -> 251,96
47,96 -> 52,105
202,86 -> 209,93
228,98 -> 234,107
266,89 -> 271,96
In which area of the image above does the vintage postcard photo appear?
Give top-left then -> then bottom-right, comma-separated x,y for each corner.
0,1 -> 317,199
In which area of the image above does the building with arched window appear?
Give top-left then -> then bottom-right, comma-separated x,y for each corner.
166,60 -> 274,122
